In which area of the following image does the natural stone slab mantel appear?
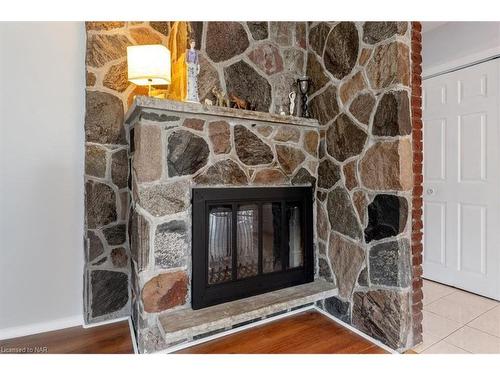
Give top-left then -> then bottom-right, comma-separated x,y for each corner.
125,96 -> 320,128
157,279 -> 337,345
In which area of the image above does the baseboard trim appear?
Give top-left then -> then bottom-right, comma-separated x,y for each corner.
82,315 -> 129,329
0,315 -> 83,340
314,307 -> 398,354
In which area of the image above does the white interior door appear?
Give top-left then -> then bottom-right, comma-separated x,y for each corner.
423,59 -> 500,300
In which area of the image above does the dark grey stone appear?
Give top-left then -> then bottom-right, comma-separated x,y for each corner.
318,257 -> 334,283
364,194 -> 408,242
206,22 -> 249,62
85,181 -> 117,229
373,90 -> 411,136
103,224 -> 126,246
363,22 -> 408,44
167,130 -> 209,177
324,296 -> 351,324
317,190 -> 327,202
247,22 -> 269,40
129,211 -> 149,272
141,112 -> 180,122
111,149 -> 128,189
224,60 -> 272,112
309,22 -> 331,56
327,186 -> 363,241
326,113 -> 367,162
87,231 -> 104,262
358,267 -> 369,287
291,167 -> 316,188
85,91 -> 125,144
234,125 -> 274,166
309,85 -> 339,126
324,22 -> 359,80
149,21 -> 170,37
155,220 -> 188,269
190,22 -> 204,51
369,239 -> 410,287
317,158 -> 341,189
90,270 -> 128,318
232,317 -> 262,329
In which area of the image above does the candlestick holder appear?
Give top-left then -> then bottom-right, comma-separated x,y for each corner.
297,76 -> 311,118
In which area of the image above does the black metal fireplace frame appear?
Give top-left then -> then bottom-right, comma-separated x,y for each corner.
191,186 -> 314,310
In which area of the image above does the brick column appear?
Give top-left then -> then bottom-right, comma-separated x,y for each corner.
410,21 -> 423,345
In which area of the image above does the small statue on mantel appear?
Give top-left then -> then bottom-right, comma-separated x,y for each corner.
229,93 -> 250,110
186,39 -> 200,103
289,91 -> 297,116
212,87 -> 231,107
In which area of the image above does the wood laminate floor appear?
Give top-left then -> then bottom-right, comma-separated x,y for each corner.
0,311 -> 388,354
177,311 -> 388,354
0,320 -> 134,354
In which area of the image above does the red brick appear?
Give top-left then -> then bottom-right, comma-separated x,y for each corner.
412,232 -> 423,243
412,22 -> 422,33
411,96 -> 422,108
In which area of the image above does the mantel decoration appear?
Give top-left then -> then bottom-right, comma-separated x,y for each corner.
186,38 -> 200,102
127,45 -> 171,97
297,76 -> 311,118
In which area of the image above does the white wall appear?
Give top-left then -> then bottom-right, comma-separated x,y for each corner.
0,22 -> 86,338
423,22 -> 500,77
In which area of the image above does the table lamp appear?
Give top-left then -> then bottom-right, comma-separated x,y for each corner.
127,44 -> 171,97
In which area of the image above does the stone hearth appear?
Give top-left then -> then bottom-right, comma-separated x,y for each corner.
126,97 -> 334,353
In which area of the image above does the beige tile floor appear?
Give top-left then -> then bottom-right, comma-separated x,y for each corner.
414,279 -> 500,354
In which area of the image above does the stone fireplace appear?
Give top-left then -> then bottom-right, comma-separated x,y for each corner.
84,21 -> 423,355
126,97 -> 335,352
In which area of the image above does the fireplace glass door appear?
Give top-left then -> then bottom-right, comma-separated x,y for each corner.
192,187 -> 313,309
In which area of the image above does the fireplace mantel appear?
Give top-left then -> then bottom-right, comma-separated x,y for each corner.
125,96 -> 321,128
126,97 -> 334,353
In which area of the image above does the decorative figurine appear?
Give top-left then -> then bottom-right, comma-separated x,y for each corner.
186,38 -> 200,103
279,105 -> 286,116
229,93 -> 249,110
212,86 -> 231,107
297,76 -> 311,118
288,91 -> 296,116
204,98 -> 213,106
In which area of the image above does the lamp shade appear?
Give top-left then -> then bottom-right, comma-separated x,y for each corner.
127,45 -> 171,86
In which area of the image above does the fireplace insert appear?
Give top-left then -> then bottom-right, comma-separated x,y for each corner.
191,186 -> 314,309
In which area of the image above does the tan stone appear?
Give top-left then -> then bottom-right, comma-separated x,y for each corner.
183,118 -> 204,131
352,190 -> 368,226
317,204 -> 329,241
276,144 -> 306,175
141,271 -> 188,313
256,125 -> 273,137
103,61 -> 128,92
85,144 -> 107,178
328,232 -> 365,299
86,34 -> 130,68
303,130 -> 319,156
134,124 -> 162,183
339,71 -> 367,104
359,48 -> 372,66
359,139 -> 412,191
343,160 -> 358,191
253,169 -> 288,184
273,126 -> 300,143
366,42 -> 410,89
86,22 -> 125,31
130,27 -> 163,45
86,71 -> 96,87
208,121 -> 231,154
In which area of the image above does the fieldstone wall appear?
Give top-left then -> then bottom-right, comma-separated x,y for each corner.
306,21 -> 418,351
84,21 -> 306,323
127,103 -> 320,352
